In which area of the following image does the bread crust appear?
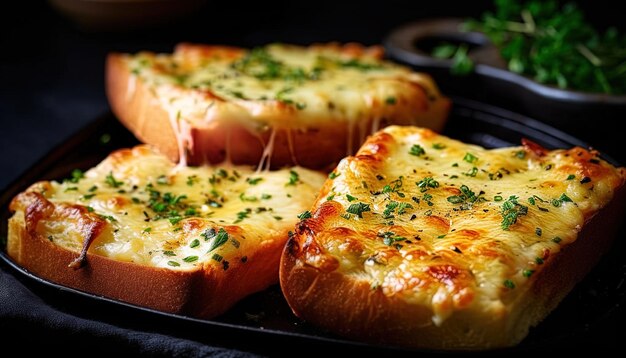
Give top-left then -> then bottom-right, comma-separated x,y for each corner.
8,193 -> 285,318
106,44 -> 450,169
6,145 -> 326,318
280,187 -> 626,349
279,126 -> 626,349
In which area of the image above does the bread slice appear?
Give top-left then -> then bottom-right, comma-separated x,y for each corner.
280,126 -> 626,349
106,43 -> 450,169
7,145 -> 325,318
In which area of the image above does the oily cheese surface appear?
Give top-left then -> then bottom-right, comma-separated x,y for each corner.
10,145 -> 326,270
284,125 -> 625,331
124,43 -> 446,130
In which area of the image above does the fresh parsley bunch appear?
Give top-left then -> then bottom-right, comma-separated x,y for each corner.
433,0 -> 626,94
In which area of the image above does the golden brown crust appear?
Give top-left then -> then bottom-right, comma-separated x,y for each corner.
279,126 -> 626,349
6,146 -> 326,318
8,191 -> 286,317
105,44 -> 450,169
280,186 -> 626,349
106,53 -> 180,162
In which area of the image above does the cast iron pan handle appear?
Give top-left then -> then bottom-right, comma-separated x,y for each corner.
384,18 -> 626,104
384,18 -> 507,69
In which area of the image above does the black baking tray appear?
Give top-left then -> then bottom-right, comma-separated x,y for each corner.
1,97 -> 625,354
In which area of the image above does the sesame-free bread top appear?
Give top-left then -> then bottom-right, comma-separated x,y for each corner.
280,126 -> 626,349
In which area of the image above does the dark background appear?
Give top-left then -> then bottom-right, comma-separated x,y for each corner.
0,1 -> 624,355
0,0 -> 623,191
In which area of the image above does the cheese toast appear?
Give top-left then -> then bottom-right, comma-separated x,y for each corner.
7,145 -> 325,318
106,43 -> 450,169
280,126 -> 626,349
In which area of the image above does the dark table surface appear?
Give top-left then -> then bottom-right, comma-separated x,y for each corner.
1,1 -> 624,355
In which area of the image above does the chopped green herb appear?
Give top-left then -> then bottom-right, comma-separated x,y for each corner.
552,236 -> 562,243
432,143 -> 446,150
409,144 -> 426,157
515,150 -> 526,159
504,279 -> 516,289
346,202 -> 371,218
463,152 -> 478,164
246,177 -> 263,185
397,202 -> 413,215
494,195 -> 503,201
207,228 -> 229,252
566,174 -> 576,180
416,177 -> 439,192
500,195 -> 529,230
328,172 -> 340,179
183,255 -> 198,263
523,269 -> 535,278
163,250 -> 176,256
261,193 -> 272,200
186,175 -> 197,186
385,96 -> 397,105
346,194 -> 357,202
234,209 -> 251,223
286,170 -> 300,186
535,257 -> 544,265
143,227 -> 152,233
297,211 -> 312,220
68,169 -> 84,183
535,227 -> 542,236
167,261 -> 180,267
189,239 -> 200,248
463,167 -> 478,177
105,172 -> 124,188
239,192 -> 258,202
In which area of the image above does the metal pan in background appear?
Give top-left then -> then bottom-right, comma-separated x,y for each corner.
384,18 -> 626,164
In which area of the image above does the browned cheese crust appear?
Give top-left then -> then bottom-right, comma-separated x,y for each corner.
8,145 -> 325,317
280,126 -> 626,349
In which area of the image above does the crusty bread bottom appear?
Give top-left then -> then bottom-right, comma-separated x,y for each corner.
7,210 -> 285,318
279,186 -> 626,349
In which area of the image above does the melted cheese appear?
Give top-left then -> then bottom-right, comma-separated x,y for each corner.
24,146 -> 325,270
302,126 -> 625,325
123,43 -> 448,165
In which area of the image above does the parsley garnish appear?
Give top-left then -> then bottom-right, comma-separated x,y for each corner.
385,96 -> 397,105
500,195 -> 529,230
207,228 -> 229,252
346,202 -> 370,218
286,170 -> 300,186
409,144 -> 426,157
246,177 -> 263,185
504,279 -> 516,289
463,152 -> 478,164
446,184 -> 485,210
416,177 -> 439,192
105,172 -> 124,188
68,169 -> 84,183
432,0 -> 626,94
432,143 -> 446,150
297,211 -> 312,220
